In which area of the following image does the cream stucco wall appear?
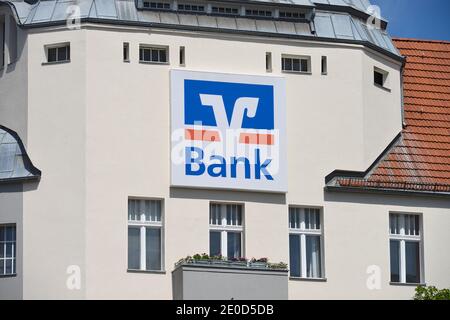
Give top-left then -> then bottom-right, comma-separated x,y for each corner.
1,23 -> 448,300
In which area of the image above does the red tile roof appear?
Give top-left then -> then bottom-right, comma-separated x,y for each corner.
328,38 -> 450,194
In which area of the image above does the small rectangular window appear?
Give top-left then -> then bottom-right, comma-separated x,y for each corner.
128,199 -> 163,271
46,44 -> 70,63
123,42 -> 129,62
143,1 -> 171,10
211,6 -> 239,15
139,45 -> 168,64
265,52 -> 272,72
246,9 -> 273,17
321,56 -> 327,75
209,203 -> 244,259
0,224 -> 16,276
279,11 -> 306,20
374,67 -> 389,88
178,4 -> 205,12
282,55 -> 311,73
289,207 -> 323,279
389,213 -> 422,284
179,46 -> 185,66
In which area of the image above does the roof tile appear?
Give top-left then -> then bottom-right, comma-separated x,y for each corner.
334,39 -> 450,193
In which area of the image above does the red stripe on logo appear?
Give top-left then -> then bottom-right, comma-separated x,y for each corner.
185,129 -> 221,142
239,133 -> 274,145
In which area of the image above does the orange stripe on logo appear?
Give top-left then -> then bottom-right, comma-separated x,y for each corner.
239,133 -> 274,145
185,129 -> 221,142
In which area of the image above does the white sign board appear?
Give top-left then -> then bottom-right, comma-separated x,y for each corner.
171,70 -> 287,193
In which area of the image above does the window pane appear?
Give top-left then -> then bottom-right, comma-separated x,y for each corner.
143,48 -> 151,61
306,235 -> 322,278
0,226 -> 4,241
151,49 -> 159,62
209,231 -> 221,257
57,47 -> 67,61
0,259 -> 3,275
6,226 -> 14,241
159,49 -> 167,62
210,204 -> 221,225
48,48 -> 57,62
0,243 -> 4,258
374,71 -> 384,86
390,240 -> 400,282
301,59 -> 308,72
227,232 -> 241,259
6,243 -> 12,258
289,234 -> 301,277
292,59 -> 300,71
5,259 -> 12,274
406,241 -> 420,283
414,215 -> 420,236
146,228 -> 161,271
127,227 -> 140,269
284,58 -> 292,71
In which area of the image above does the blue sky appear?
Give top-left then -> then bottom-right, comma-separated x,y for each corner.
371,0 -> 450,41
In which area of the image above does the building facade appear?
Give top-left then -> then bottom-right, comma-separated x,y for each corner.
0,0 -> 449,299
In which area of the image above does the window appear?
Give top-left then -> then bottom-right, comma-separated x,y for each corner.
279,11 -> 306,19
139,46 -> 168,63
211,6 -> 239,15
389,213 -> 422,284
143,1 -> 171,9
209,203 -> 244,259
0,19 -> 4,68
0,225 -> 16,276
282,55 -> 311,73
123,42 -> 129,62
178,4 -> 205,12
46,44 -> 70,63
179,46 -> 185,66
374,67 -> 389,88
128,199 -> 163,271
321,56 -> 327,75
245,9 -> 272,17
289,207 -> 323,279
265,52 -> 272,72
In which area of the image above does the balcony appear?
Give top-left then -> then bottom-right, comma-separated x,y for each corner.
172,255 -> 288,300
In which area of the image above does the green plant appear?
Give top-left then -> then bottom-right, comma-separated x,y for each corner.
267,262 -> 288,270
414,285 -> 450,300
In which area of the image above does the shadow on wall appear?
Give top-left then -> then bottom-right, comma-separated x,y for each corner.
324,190 -> 450,209
170,187 -> 286,205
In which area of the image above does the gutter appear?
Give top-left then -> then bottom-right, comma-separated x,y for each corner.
324,185 -> 450,199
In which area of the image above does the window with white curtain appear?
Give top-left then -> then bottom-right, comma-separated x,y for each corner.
0,224 -> 16,276
289,207 -> 323,279
389,213 -> 422,284
209,203 -> 244,259
128,199 -> 163,271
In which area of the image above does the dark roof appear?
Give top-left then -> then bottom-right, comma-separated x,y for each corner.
326,38 -> 450,196
0,125 -> 41,184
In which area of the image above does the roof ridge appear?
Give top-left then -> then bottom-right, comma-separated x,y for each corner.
393,38 -> 450,45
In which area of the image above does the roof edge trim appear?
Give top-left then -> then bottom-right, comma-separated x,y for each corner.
325,132 -> 402,184
0,125 -> 41,183
20,17 -> 405,62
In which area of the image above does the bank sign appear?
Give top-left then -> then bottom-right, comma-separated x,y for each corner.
171,70 -> 287,192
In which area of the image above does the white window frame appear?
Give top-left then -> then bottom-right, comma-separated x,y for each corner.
139,45 -> 169,64
389,212 -> 424,284
44,43 -> 70,64
127,198 -> 164,272
0,224 -> 16,276
374,66 -> 390,90
281,54 -> 311,74
209,203 -> 244,259
289,206 -> 325,279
